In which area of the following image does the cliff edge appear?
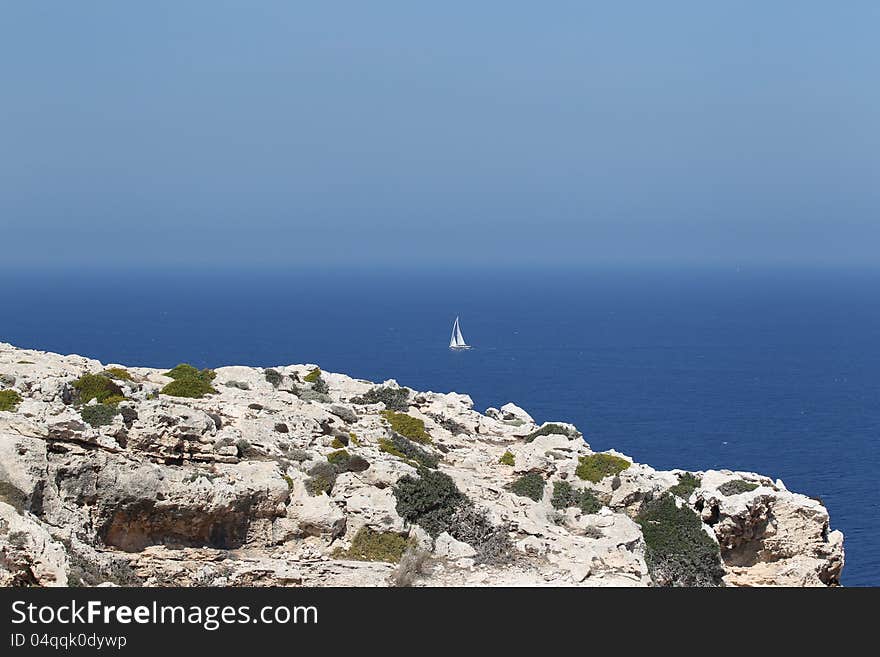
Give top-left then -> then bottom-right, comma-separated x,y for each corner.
0,343 -> 843,587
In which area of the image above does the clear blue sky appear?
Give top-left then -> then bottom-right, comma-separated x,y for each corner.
2,2 -> 878,268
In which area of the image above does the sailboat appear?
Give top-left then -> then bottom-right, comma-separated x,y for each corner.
449,316 -> 471,350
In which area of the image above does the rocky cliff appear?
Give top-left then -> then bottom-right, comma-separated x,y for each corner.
0,343 -> 843,587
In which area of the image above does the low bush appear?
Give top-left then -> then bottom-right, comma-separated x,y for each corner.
305,462 -> 337,496
104,367 -> 132,381
80,403 -> 118,428
72,374 -> 123,405
669,473 -> 702,499
0,389 -> 22,412
381,410 -> 431,444
426,412 -> 467,436
264,369 -> 282,387
718,479 -> 759,496
160,363 -> 217,398
448,505 -> 512,565
102,395 -> 126,406
636,493 -> 724,587
508,472 -> 545,502
498,451 -> 515,466
393,469 -> 466,537
350,386 -> 410,411
303,368 -> 322,383
287,448 -> 310,462
550,480 -> 601,514
297,388 -> 331,403
327,449 -> 351,469
379,435 -> 438,469
330,436 -> 348,449
575,453 -> 631,483
335,526 -> 410,563
161,376 -> 216,399
523,423 -> 581,443
164,364 -> 216,383
390,548 -> 432,587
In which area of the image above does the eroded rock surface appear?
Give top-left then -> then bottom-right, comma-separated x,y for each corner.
0,343 -> 843,587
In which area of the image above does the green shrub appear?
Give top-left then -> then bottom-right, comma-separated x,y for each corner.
718,479 -> 759,496
303,368 -> 322,383
282,474 -> 294,490
327,449 -> 351,469
102,395 -> 126,407
498,451 -> 515,466
0,389 -> 23,412
164,364 -> 216,383
160,376 -> 216,398
305,462 -> 337,496
636,493 -> 724,587
393,469 -> 466,537
334,526 -> 410,563
550,480 -> 602,513
350,386 -> 410,411
81,403 -> 118,427
72,374 -> 123,404
330,437 -> 345,449
297,388 -> 331,403
508,472 -> 545,502
104,367 -> 132,381
379,435 -> 438,469
349,432 -> 360,446
158,364 -> 218,398
523,423 -> 580,443
264,368 -> 282,387
381,410 -> 431,444
378,437 -> 406,459
575,453 -> 630,483
669,473 -> 702,499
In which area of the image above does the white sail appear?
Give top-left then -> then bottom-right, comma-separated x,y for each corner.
449,318 -> 459,348
449,316 -> 470,349
454,318 -> 466,346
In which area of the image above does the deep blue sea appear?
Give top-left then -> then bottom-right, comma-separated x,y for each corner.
3,266 -> 878,585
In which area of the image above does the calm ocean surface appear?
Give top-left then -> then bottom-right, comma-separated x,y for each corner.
3,266 -> 878,585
